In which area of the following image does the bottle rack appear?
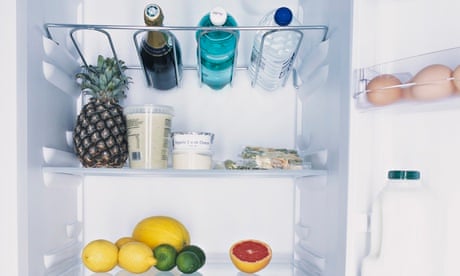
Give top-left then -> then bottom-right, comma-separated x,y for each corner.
44,23 -> 328,89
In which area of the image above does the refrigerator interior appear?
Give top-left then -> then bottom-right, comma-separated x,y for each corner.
19,0 -> 352,275
349,0 -> 460,275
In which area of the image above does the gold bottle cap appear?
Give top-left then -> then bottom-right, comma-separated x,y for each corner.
144,4 -> 164,26
144,4 -> 167,49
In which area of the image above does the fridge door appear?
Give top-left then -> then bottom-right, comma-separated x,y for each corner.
349,0 -> 460,275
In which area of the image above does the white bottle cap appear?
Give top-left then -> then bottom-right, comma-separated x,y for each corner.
210,7 -> 227,26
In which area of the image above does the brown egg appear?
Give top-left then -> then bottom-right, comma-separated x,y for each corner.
366,74 -> 403,106
410,64 -> 454,100
452,65 -> 460,93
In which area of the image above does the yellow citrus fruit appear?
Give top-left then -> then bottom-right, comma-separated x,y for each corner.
81,239 -> 118,273
115,236 -> 136,249
118,241 -> 157,274
132,216 -> 190,252
229,239 -> 272,273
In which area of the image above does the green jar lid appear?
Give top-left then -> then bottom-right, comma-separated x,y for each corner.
388,170 -> 420,180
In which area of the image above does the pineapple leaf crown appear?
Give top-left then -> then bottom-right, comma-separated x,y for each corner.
76,55 -> 132,101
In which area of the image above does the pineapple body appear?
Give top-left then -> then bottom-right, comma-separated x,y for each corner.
73,98 -> 128,168
73,55 -> 131,168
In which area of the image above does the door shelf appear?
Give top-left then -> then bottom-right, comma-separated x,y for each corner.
42,166 -> 327,179
354,46 -> 460,111
43,22 -> 328,89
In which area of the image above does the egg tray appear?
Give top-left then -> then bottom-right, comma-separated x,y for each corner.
354,46 -> 460,109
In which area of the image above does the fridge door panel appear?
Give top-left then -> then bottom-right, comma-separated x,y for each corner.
350,1 -> 460,275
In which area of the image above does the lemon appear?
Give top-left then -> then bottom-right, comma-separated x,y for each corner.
132,216 -> 190,252
118,241 -> 157,274
81,239 -> 118,273
176,250 -> 201,274
115,236 -> 136,249
153,244 -> 177,271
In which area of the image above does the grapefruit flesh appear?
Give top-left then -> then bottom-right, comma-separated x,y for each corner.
229,239 -> 272,273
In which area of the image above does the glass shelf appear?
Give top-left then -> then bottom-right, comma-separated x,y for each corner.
42,166 -> 327,178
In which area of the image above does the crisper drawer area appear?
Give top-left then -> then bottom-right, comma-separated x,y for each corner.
83,176 -> 295,275
41,168 -> 327,276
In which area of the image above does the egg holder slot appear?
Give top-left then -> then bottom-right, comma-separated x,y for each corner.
354,46 -> 460,109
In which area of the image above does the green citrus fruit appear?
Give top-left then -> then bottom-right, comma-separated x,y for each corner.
176,250 -> 201,274
153,244 -> 177,271
181,245 -> 206,268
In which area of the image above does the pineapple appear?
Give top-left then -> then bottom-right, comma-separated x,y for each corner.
73,55 -> 132,168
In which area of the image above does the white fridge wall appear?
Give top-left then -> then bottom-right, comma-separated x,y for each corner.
349,0 -> 460,275
0,0 -> 20,275
15,0 -> 83,274
82,177 -> 295,257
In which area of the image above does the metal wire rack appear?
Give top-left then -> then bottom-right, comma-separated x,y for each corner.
44,23 -> 328,89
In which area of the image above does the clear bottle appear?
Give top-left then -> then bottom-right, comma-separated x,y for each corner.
196,7 -> 239,90
140,3 -> 183,90
361,170 -> 442,276
248,7 -> 302,91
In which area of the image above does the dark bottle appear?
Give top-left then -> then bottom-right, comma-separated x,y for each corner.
140,4 -> 183,90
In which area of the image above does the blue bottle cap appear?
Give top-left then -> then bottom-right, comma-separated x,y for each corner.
274,7 -> 293,26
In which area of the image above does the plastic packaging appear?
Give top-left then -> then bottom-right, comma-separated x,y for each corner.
248,7 -> 302,91
196,7 -> 239,90
361,170 -> 442,276
124,105 -> 174,169
171,131 -> 214,169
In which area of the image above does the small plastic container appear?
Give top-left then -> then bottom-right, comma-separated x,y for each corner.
171,132 -> 215,150
124,105 -> 174,169
172,150 -> 213,170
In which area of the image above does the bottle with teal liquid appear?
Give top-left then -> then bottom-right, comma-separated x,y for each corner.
196,7 -> 239,90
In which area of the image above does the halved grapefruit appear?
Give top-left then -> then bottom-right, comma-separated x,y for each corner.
229,239 -> 272,273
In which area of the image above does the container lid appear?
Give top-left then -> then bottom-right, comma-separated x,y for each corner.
274,7 -> 293,26
388,170 -> 420,180
124,104 -> 174,116
210,7 -> 227,26
171,131 -> 215,139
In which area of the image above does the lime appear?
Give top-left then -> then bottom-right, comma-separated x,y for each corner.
153,244 -> 177,271
176,250 -> 201,274
181,245 -> 206,268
